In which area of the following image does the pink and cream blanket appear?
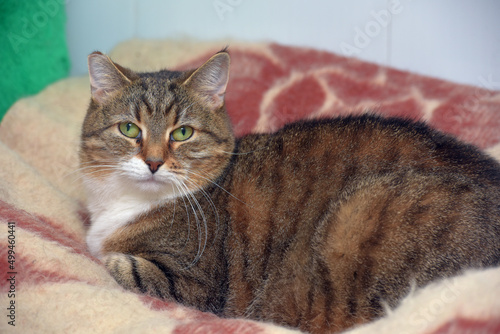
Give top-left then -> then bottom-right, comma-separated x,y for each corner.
1,39 -> 500,334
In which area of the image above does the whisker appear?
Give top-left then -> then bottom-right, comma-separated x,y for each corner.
176,180 -> 207,269
65,163 -> 117,177
172,180 -> 193,255
185,170 -> 252,208
218,145 -> 267,156
65,165 -> 123,185
184,177 -> 220,247
177,103 -> 195,120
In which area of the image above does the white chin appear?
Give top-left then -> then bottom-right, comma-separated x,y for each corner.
137,180 -> 162,191
135,179 -> 177,195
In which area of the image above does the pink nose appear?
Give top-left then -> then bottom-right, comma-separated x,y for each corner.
145,160 -> 164,174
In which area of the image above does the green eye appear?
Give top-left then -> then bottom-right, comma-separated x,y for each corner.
119,122 -> 141,138
171,126 -> 194,141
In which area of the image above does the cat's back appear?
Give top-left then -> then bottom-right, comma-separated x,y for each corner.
232,114 -> 500,185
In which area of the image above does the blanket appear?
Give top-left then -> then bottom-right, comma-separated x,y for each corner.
1,39 -> 500,334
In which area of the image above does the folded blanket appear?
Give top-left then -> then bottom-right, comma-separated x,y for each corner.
0,39 -> 499,334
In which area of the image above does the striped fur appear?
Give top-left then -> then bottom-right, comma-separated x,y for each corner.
81,51 -> 500,334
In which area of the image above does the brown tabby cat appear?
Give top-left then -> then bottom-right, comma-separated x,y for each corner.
80,50 -> 500,333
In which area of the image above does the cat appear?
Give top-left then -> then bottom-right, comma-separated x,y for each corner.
80,49 -> 500,334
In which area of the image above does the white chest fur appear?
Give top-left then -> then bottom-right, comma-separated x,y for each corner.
86,194 -> 152,258
83,174 -> 176,258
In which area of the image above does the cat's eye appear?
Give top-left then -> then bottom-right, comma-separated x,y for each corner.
171,126 -> 194,141
119,122 -> 141,138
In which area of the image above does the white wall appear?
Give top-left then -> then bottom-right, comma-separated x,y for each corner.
66,0 -> 500,89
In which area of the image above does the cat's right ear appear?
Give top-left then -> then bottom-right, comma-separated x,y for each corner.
87,51 -> 136,104
183,51 -> 230,110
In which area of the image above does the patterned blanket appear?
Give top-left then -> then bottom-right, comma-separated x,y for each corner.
1,39 -> 499,334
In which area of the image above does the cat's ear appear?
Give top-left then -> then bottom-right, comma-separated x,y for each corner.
87,51 -> 137,104
183,51 -> 230,110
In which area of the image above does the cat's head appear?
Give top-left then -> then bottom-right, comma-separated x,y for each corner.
80,50 -> 235,200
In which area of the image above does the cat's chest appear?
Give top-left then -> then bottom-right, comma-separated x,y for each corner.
83,174 -> 168,257
86,193 -> 154,258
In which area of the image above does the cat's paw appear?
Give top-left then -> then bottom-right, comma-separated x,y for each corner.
101,252 -> 141,291
101,252 -> 170,298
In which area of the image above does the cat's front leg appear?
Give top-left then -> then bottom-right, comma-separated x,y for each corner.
102,252 -> 171,299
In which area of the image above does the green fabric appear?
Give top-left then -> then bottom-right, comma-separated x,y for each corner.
0,0 -> 70,122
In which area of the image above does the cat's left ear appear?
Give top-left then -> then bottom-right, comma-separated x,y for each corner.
183,51 -> 230,110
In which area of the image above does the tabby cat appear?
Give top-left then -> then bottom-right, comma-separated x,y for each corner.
80,50 -> 500,333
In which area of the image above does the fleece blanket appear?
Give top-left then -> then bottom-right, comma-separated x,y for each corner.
1,39 -> 500,334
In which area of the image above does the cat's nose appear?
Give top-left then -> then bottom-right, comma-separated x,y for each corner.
145,160 -> 164,174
